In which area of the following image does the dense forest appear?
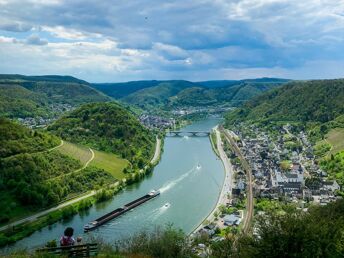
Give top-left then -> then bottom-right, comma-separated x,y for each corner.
0,119 -> 115,222
0,118 -> 59,157
91,78 -> 288,111
122,80 -> 196,110
169,81 -> 285,108
48,102 -> 156,168
0,75 -> 110,119
225,79 -> 344,126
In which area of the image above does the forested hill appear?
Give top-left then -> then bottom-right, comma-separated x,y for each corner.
0,118 -> 118,224
169,80 -> 287,108
0,118 -> 59,158
48,102 -> 156,167
0,74 -> 111,118
91,78 -> 288,110
121,80 -> 196,110
225,79 -> 344,125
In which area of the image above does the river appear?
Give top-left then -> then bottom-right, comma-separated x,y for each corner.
7,118 -> 224,251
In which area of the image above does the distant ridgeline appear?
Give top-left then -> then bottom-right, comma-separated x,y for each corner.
0,118 -> 114,222
48,102 -> 156,168
91,78 -> 289,111
0,74 -> 110,119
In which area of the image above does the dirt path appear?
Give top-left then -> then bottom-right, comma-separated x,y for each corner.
0,191 -> 96,232
74,148 -> 95,172
48,140 -> 64,151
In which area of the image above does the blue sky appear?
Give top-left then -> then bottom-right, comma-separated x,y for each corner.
0,0 -> 344,82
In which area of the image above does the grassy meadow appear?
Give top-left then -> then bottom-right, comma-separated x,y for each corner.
57,141 -> 128,180
57,141 -> 92,165
91,150 -> 128,179
325,128 -> 344,154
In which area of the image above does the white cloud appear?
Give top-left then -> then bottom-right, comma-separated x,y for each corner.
1,0 -> 344,81
41,26 -> 101,40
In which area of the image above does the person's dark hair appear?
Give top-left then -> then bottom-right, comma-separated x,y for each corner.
64,227 -> 74,237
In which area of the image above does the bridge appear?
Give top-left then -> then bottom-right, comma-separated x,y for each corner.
166,131 -> 210,137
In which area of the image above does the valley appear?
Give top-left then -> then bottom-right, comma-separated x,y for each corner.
0,75 -> 343,257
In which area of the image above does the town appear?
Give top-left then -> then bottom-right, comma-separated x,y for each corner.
192,123 -> 342,256
231,124 -> 341,206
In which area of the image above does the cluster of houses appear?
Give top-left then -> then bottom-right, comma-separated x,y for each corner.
139,114 -> 175,130
171,106 -> 232,117
231,124 -> 341,205
17,103 -> 74,129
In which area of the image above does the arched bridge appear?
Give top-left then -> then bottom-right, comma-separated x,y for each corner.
167,131 -> 210,137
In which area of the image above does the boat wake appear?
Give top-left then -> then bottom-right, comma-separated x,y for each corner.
148,203 -> 171,220
159,166 -> 198,193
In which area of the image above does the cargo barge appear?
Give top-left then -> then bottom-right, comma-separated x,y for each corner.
84,190 -> 160,232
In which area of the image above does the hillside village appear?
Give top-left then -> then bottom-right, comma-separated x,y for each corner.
17,103 -> 74,128
193,123 -> 342,253
230,124 -> 341,206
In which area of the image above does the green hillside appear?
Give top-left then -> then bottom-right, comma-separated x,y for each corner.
111,78 -> 288,110
48,102 -> 156,168
0,74 -> 111,119
170,81 -> 284,107
0,119 -> 114,223
122,80 -> 196,109
226,79 -> 344,126
0,84 -> 50,118
225,79 -> 344,188
0,117 -> 59,158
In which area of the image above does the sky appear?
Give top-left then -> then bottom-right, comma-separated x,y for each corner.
0,0 -> 344,82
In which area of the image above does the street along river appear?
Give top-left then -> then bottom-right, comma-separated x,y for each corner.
7,118 -> 225,251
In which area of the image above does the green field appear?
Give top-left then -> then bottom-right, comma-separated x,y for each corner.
325,128 -> 344,154
90,150 -> 128,179
57,141 -> 92,165
57,141 -> 128,179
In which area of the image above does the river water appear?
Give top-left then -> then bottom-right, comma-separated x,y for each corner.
8,118 -> 224,251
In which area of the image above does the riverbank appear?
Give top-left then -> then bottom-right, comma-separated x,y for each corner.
4,118 -> 223,251
0,136 -> 163,248
150,137 -> 162,165
191,126 -> 233,234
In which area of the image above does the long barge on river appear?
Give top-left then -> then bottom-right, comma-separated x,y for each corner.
84,190 -> 160,232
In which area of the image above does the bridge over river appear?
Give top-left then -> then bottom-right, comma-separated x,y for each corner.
166,131 -> 210,137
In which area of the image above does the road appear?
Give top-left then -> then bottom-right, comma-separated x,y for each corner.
221,127 -> 253,234
193,126 -> 233,233
0,136 -> 161,232
150,137 -> 161,164
0,191 -> 96,232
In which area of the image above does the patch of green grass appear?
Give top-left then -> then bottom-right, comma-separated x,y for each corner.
91,150 -> 128,179
326,128 -> 344,154
57,141 -> 92,165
